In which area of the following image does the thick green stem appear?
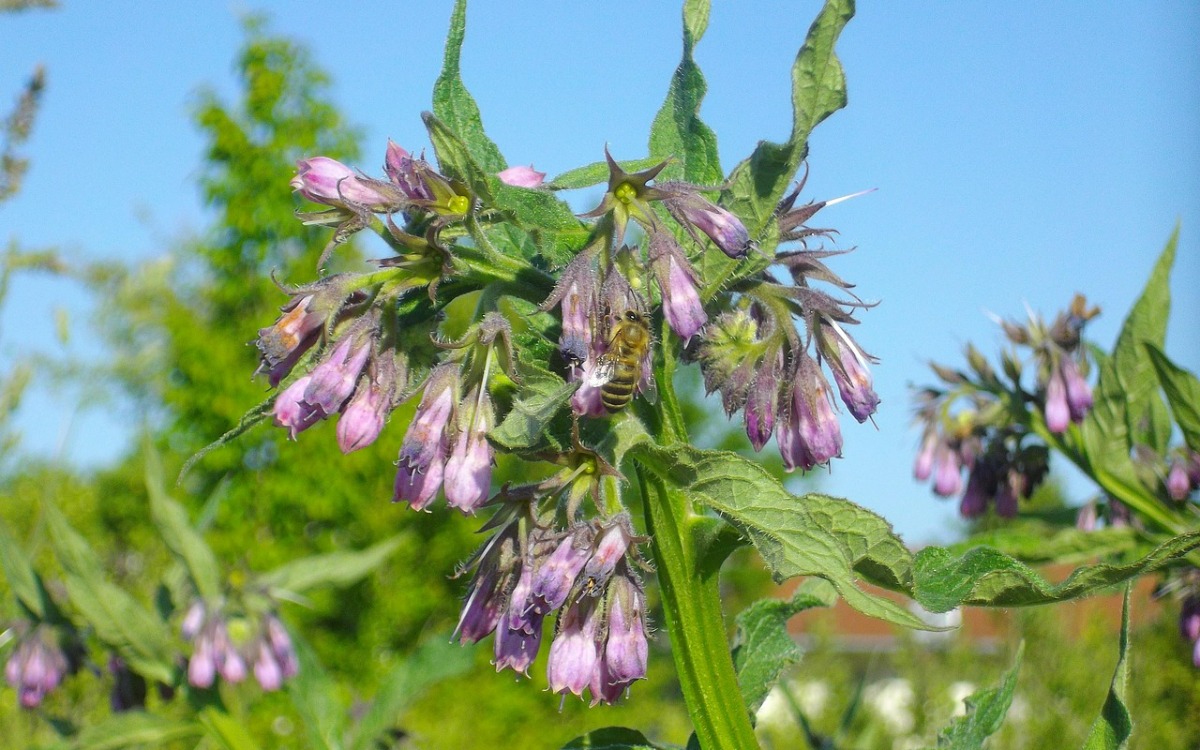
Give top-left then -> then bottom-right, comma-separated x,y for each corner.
638,340 -> 759,750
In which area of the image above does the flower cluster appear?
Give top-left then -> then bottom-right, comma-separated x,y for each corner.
4,625 -> 70,709
238,114 -> 874,704
181,600 -> 298,692
456,510 -> 648,704
911,296 -> 1098,517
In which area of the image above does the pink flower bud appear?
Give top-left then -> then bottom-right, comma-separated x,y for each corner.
1167,460 -> 1191,501
336,378 -> 388,454
384,140 -> 434,201
253,640 -> 283,692
273,375 -> 325,439
933,447 -> 963,498
292,156 -> 392,208
497,164 -> 546,188
1044,368 -> 1070,433
304,338 -> 371,415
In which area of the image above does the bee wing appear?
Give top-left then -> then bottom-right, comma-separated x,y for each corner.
586,356 -> 617,387
639,370 -> 658,405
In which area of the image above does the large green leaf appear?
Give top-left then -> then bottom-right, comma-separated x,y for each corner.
561,727 -> 663,750
66,711 -> 200,750
924,643 -> 1023,750
1081,230 -> 1177,478
348,637 -> 474,750
256,535 -> 404,596
145,450 -> 222,601
633,443 -> 929,631
911,531 -> 1200,613
1146,343 -> 1200,454
721,0 -> 854,234
732,578 -> 837,712
44,503 -> 177,685
648,0 -> 722,185
432,0 -> 505,174
422,110 -> 492,202
945,524 -> 1143,566
0,519 -> 52,620
1080,586 -> 1133,750
286,632 -> 347,750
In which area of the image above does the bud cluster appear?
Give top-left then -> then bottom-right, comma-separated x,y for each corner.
455,510 -> 649,704
181,600 -> 298,692
4,624 -> 70,709
911,296 -> 1099,517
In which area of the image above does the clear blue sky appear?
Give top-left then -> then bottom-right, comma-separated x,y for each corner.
2,1 -> 1198,544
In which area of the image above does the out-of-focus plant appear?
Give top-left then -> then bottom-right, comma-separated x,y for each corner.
911,230 -> 1200,669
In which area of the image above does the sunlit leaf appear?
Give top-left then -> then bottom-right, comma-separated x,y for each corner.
489,368 -> 576,452
648,0 -> 722,185
1080,586 -> 1133,750
549,158 -> 664,190
561,727 -> 663,750
733,578 -> 837,712
0,519 -> 52,620
286,632 -> 346,750
912,531 -> 1200,612
721,0 -> 854,234
432,0 -> 506,174
924,643 -> 1023,749
198,708 -> 264,750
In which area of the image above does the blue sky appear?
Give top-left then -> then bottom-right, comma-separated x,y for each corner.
2,1 -> 1197,544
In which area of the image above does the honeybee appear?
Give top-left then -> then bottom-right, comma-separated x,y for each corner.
588,309 -> 655,412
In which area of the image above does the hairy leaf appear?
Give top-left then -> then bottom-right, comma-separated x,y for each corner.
489,369 -> 576,452
633,444 -> 929,631
349,637 -> 474,750
733,578 -> 837,712
1146,343 -> 1200,454
257,535 -> 404,596
146,450 -> 222,601
549,157 -> 665,190
422,110 -> 493,202
722,0 -> 854,234
1081,586 -> 1133,750
44,504 -> 177,685
648,0 -> 722,185
912,531 -> 1200,612
433,0 -> 506,173
925,643 -> 1023,750
945,525 -> 1143,566
68,712 -> 201,750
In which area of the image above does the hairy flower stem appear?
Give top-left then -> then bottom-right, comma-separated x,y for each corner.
637,340 -> 759,750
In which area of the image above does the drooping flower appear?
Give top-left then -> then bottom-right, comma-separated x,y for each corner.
1044,367 -> 1070,433
546,597 -> 601,698
394,365 -> 459,509
1059,357 -> 1093,422
649,231 -> 706,340
304,337 -> 372,416
256,293 -> 324,386
531,527 -> 595,613
444,388 -> 495,514
818,320 -> 880,423
5,627 -> 69,709
336,374 -> 389,453
778,358 -> 843,471
602,572 -> 648,688
273,375 -> 324,438
655,182 -> 751,259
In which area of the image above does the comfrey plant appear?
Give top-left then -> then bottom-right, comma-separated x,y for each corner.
911,233 -> 1200,669
184,1 -> 1199,748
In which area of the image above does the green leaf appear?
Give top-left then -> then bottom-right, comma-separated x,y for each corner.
912,530 -> 1200,613
145,450 -> 222,601
349,636 -> 474,750
1080,586 -> 1134,750
561,727 -> 662,749
648,0 -> 722,185
67,711 -> 200,750
422,110 -> 493,202
925,643 -> 1023,750
286,632 -> 347,750
198,709 -> 265,750
489,368 -> 576,451
1083,229 -> 1178,476
633,444 -> 930,631
1146,343 -> 1200,454
256,535 -> 404,596
44,503 -> 177,685
721,0 -> 854,234
549,157 -> 665,190
492,182 -> 585,232
732,578 -> 837,712
0,519 -> 51,619
432,0 -> 506,173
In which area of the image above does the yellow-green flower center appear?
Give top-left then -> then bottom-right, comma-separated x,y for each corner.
614,182 -> 638,205
448,194 -> 470,215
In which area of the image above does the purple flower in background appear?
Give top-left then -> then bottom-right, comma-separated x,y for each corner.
932,446 -> 963,498
5,627 -> 69,709
498,164 -> 546,188
1044,367 -> 1070,433
1059,357 -> 1093,422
